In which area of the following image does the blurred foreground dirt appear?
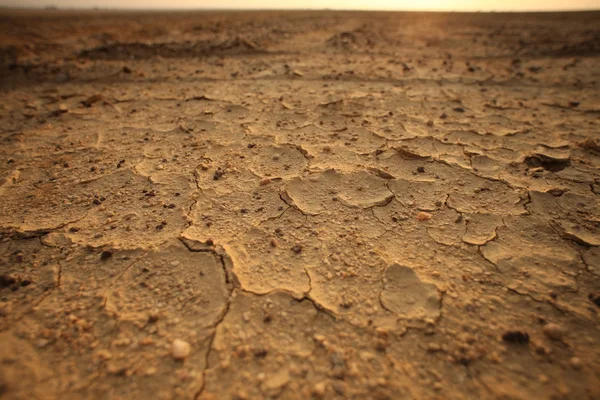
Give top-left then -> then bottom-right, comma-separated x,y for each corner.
0,9 -> 599,400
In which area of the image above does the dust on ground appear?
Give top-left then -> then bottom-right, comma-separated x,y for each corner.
0,9 -> 599,400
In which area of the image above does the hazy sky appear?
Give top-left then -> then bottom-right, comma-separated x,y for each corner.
2,0 -> 599,11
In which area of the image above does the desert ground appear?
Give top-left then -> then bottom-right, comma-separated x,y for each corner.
0,8 -> 599,400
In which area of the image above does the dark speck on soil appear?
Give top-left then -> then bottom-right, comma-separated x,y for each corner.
502,331 -> 530,344
589,292 -> 600,308
213,168 -> 225,180
0,275 -> 17,288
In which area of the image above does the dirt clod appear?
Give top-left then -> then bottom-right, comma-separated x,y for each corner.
100,250 -> 113,260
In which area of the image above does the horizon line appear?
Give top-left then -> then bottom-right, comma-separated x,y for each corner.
2,6 -> 599,13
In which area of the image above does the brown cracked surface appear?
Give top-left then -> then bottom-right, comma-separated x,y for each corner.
1,9 -> 600,400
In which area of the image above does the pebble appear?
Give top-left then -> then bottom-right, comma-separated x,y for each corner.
416,211 -> 432,221
427,343 -> 442,352
542,323 -> 565,340
172,339 -> 191,360
569,357 -> 582,370
312,382 -> 327,397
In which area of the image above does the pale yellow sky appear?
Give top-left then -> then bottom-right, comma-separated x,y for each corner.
2,0 -> 599,11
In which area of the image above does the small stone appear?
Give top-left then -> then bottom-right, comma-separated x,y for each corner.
417,166 -> 425,173
172,339 -> 191,360
291,244 -> 303,254
416,212 -> 432,221
427,343 -> 442,353
312,382 -> 327,397
139,337 -> 153,345
569,357 -> 582,370
322,145 -> 332,152
96,349 -> 112,360
426,120 -> 434,127
542,323 -> 565,340
100,250 -> 113,261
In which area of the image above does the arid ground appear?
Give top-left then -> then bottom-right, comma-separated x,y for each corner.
0,9 -> 599,400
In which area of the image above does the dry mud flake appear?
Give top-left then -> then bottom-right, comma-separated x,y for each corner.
527,190 -> 600,247
64,170 -> 195,249
0,166 -> 91,233
283,169 -> 393,215
224,220 -> 315,298
182,179 -> 286,244
480,216 -> 582,298
380,263 -> 441,323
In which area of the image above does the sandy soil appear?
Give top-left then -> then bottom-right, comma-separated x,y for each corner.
0,9 -> 599,400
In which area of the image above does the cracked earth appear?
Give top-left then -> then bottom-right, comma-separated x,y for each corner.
1,9 -> 599,400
